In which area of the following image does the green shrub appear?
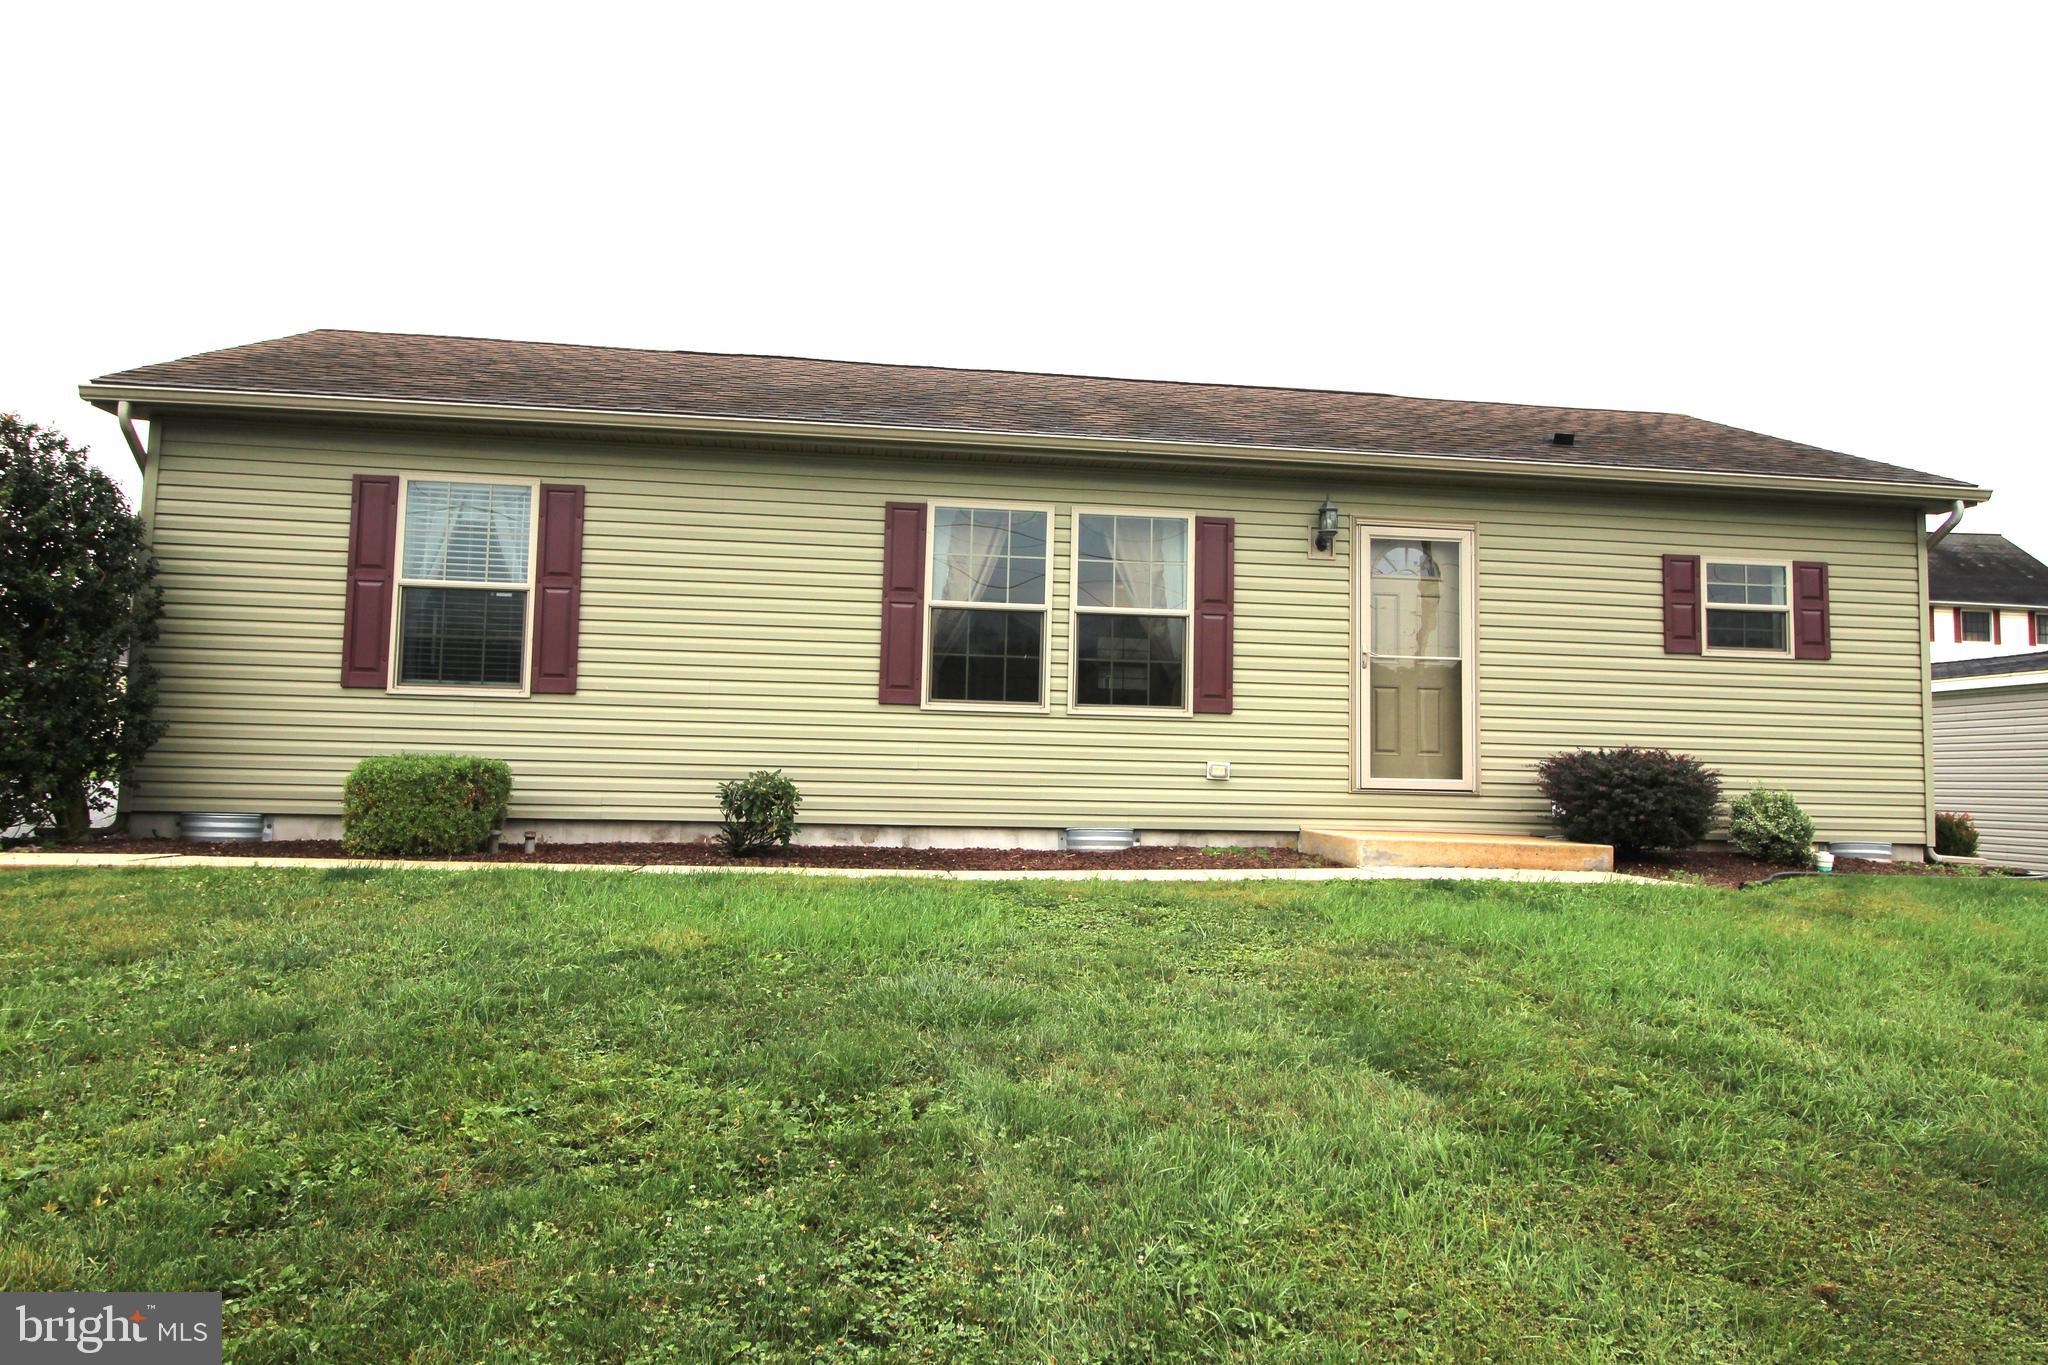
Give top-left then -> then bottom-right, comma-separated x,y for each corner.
1535,747 -> 1722,853
1935,810 -> 1980,858
1728,786 -> 1816,867
342,754 -> 512,857
717,769 -> 801,856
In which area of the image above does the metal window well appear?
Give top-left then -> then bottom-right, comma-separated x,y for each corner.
1829,841 -> 1893,861
1064,827 -> 1137,852
179,812 -> 268,842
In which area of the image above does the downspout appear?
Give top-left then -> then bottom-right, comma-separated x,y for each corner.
116,400 -> 148,470
1918,500 -> 1963,867
1925,499 -> 1965,549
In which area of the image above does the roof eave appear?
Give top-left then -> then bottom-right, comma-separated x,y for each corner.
80,382 -> 1994,509
1934,669 -> 2048,692
1931,597 -> 2048,610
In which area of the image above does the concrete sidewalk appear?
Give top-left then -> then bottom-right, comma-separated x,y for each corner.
0,851 -> 1664,885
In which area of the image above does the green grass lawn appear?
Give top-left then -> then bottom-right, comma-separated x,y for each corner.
1,869 -> 2044,1362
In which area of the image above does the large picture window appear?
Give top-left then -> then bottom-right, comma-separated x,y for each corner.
926,504 -> 1049,704
1071,511 -> 1192,709
1704,560 -> 1790,653
394,478 -> 536,689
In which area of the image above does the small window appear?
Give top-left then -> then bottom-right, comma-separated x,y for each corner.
395,479 -> 535,688
1072,512 -> 1192,708
2035,612 -> 2048,645
1703,561 -> 1790,654
927,505 -> 1049,704
1959,609 -> 1993,643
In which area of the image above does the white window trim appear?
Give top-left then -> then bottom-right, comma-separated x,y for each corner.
1699,555 -> 1795,658
1066,506 -> 1196,716
386,472 -> 542,698
1957,607 -> 1995,643
920,498 -> 1056,713
1355,522 -> 1480,793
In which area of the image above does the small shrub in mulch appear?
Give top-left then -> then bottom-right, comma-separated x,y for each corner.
1935,811 -> 1981,858
716,770 -> 802,856
1728,787 -> 1816,868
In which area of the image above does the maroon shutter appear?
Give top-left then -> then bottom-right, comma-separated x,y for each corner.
341,474 -> 400,687
1792,561 -> 1830,660
1192,516 -> 1235,713
1661,554 -> 1702,655
878,501 -> 926,704
531,484 -> 586,693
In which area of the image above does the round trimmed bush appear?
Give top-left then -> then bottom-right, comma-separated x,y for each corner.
1535,747 -> 1722,854
1729,786 -> 1816,867
342,754 -> 512,857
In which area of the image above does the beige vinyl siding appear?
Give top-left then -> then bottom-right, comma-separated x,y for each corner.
1933,683 -> 2048,869
128,416 -> 1933,843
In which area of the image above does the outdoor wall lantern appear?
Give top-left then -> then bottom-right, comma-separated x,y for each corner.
1313,497 -> 1341,551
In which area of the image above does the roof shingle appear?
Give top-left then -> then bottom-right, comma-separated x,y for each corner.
1933,648 -> 2048,681
1928,533 -> 2048,606
91,329 -> 1975,490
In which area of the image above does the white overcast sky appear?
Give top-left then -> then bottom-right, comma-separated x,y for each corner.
10,4 -> 2043,538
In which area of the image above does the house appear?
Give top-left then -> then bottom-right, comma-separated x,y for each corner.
81,330 -> 1990,860
1932,651 -> 2048,870
1926,532 -> 2048,660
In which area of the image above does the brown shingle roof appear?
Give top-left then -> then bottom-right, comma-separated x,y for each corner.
1928,533 -> 2048,605
1933,648 -> 2048,681
91,329 -> 1974,490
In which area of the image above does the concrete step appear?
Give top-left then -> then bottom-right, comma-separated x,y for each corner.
1299,827 -> 1614,873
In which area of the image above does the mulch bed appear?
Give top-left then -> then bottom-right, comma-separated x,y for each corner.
1618,848 -> 1969,890
31,836 -> 1337,872
28,837 -> 2022,885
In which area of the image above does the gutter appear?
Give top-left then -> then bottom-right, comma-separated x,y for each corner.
78,381 -> 1996,509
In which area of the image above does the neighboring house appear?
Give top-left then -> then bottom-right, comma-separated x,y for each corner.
1927,532 -> 2048,660
81,330 -> 1991,856
1932,651 -> 2048,870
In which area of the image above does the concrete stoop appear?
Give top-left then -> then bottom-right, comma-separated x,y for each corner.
1299,827 -> 1615,873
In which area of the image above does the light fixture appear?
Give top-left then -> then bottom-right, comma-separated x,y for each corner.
1313,497 -> 1340,552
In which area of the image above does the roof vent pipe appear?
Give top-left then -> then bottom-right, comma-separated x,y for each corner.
1926,500 -> 1966,551
1550,432 -> 1576,447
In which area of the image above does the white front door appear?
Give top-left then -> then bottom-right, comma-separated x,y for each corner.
1358,525 -> 1477,790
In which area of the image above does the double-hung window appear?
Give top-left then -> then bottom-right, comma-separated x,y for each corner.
1958,609 -> 1994,644
394,477 -> 537,689
926,504 -> 1049,705
1703,560 -> 1790,654
1071,511 -> 1193,709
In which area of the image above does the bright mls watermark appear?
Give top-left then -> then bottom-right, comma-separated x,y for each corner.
5,1294 -> 219,1362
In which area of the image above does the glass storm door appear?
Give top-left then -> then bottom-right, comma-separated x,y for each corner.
1361,528 -> 1475,788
